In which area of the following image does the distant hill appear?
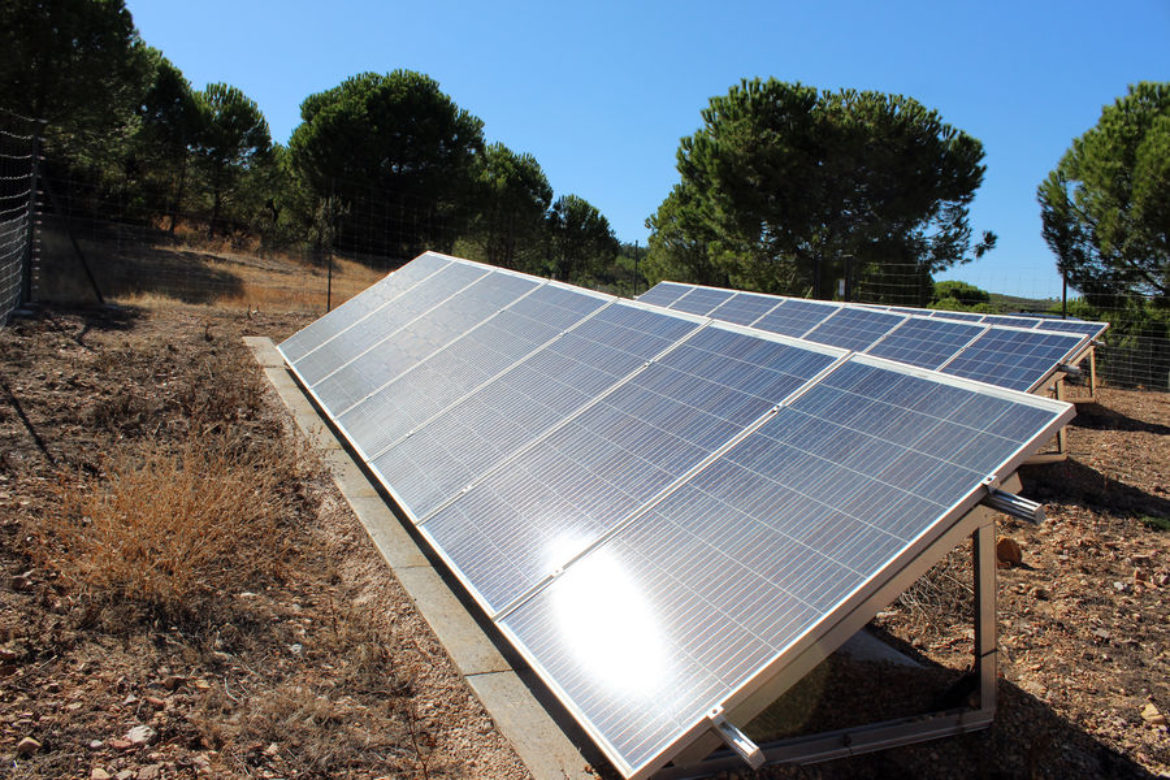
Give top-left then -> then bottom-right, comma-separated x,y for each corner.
989,292 -> 1060,314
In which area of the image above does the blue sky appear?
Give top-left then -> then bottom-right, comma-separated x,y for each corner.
126,0 -> 1169,298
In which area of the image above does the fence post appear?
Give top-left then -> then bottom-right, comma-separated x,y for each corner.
20,125 -> 42,306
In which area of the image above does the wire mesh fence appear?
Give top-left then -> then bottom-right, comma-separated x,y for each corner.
16,127 -> 1168,391
840,258 -> 1169,390
0,109 -> 42,322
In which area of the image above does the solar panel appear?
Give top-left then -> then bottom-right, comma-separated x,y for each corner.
752,299 -> 838,337
930,310 -> 986,323
310,269 -> 538,413
708,292 -> 781,326
865,317 -> 986,370
370,302 -> 703,519
637,281 -> 1107,391
669,286 -> 736,316
940,327 -> 1087,392
636,281 -> 694,308
1025,318 -> 1107,338
279,251 -> 450,363
983,314 -> 1042,329
496,356 -> 1071,777
281,256 -> 1074,780
803,307 -> 907,352
292,259 -> 489,387
337,283 -> 611,461
420,326 -> 843,614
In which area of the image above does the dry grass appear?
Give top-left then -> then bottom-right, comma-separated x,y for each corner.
32,432 -> 304,626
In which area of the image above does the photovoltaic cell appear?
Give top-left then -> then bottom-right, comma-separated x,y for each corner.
310,271 -> 538,414
281,259 -> 1076,780
279,252 -> 450,363
1029,319 -> 1107,338
941,328 -> 1085,391
707,292 -> 781,326
752,299 -> 837,337
636,282 -> 693,308
337,284 -> 611,460
930,310 -> 987,323
292,260 -> 489,387
370,303 -> 701,519
421,327 -> 841,614
984,314 -> 1042,329
802,308 -> 906,352
669,287 -> 736,316
498,357 -> 1069,777
865,318 -> 986,370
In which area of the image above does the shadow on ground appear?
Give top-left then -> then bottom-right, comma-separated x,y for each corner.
1073,400 -> 1170,437
37,223 -> 245,305
1021,458 -> 1170,520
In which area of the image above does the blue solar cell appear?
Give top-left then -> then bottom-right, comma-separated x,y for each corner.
636,282 -> 693,307
1035,319 -> 1108,338
310,271 -> 538,414
292,260 -> 488,387
421,328 -> 840,614
370,303 -> 701,518
865,318 -> 986,370
707,292 -> 781,326
930,310 -> 986,323
941,328 -> 1085,391
338,284 -> 610,460
668,287 -> 735,316
498,357 -> 1070,778
803,308 -> 906,352
752,299 -> 838,337
279,253 -> 450,363
984,314 -> 1042,328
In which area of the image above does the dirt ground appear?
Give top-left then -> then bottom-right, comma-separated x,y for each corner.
1,302 -> 1168,779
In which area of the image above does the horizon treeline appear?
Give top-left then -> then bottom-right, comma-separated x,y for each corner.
0,0 -> 636,288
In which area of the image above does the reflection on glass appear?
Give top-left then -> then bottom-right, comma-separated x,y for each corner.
552,549 -> 665,696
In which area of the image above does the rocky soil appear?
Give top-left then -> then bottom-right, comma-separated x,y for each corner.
1,302 -> 1167,779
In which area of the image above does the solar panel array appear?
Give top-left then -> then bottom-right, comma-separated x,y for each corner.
638,282 -> 1098,393
281,253 -> 1073,779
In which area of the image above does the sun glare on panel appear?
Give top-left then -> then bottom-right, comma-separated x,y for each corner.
552,549 -> 667,697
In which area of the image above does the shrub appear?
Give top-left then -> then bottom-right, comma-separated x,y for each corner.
34,431 -> 305,626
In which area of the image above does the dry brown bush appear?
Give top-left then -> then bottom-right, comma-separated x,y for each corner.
31,431 -> 306,626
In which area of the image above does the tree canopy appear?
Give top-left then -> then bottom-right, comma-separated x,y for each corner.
193,83 -> 271,236
288,70 -> 485,258
645,79 -> 995,304
1038,82 -> 1170,306
469,143 -> 552,271
0,0 -> 147,162
547,194 -> 620,283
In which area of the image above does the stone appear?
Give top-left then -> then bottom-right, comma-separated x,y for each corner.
1142,702 -> 1167,727
162,675 -> 186,691
126,725 -> 156,746
996,537 -> 1023,567
90,769 -> 112,780
15,736 -> 40,756
109,739 -> 133,751
137,764 -> 162,780
116,771 -> 135,780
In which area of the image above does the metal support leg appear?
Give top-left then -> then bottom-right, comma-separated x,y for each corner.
1055,379 -> 1067,458
973,522 -> 997,713
1089,348 -> 1097,398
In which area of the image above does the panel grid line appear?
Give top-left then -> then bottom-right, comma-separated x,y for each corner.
334,281 -> 547,417
414,316 -> 714,525
364,296 -> 618,462
489,350 -> 853,622
305,264 -> 492,388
